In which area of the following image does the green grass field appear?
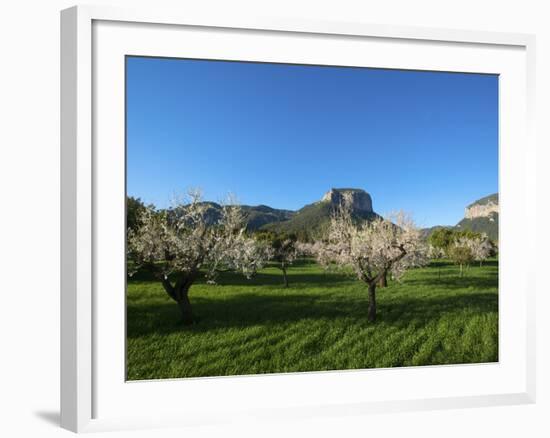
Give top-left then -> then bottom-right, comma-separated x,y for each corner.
127,259 -> 498,380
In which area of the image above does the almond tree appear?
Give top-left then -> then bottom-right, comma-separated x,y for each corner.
314,194 -> 428,322
469,233 -> 493,267
295,240 -> 324,258
267,233 -> 298,288
448,237 -> 475,277
127,190 -> 269,324
427,244 -> 446,280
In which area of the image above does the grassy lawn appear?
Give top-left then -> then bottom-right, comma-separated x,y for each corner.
127,258 -> 498,380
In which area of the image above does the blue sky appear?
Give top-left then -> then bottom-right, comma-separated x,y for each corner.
126,56 -> 498,227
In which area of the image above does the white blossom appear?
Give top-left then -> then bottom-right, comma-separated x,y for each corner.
313,193 -> 428,283
427,244 -> 446,259
127,190 -> 271,324
468,233 -> 492,264
128,191 -> 269,283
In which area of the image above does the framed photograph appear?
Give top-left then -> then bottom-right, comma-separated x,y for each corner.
61,5 -> 536,433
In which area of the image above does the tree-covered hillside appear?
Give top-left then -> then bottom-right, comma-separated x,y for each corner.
456,213 -> 499,241
262,200 -> 379,241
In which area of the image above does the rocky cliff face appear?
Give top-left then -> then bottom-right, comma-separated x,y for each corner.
456,193 -> 499,241
464,203 -> 498,219
263,188 -> 377,240
321,188 -> 373,213
464,193 -> 498,220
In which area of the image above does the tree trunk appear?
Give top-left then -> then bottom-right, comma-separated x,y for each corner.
160,273 -> 196,325
378,271 -> 387,288
367,282 -> 377,322
176,289 -> 194,325
459,264 -> 463,277
282,266 -> 288,288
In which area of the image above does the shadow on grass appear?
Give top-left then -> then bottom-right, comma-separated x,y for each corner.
428,259 -> 498,269
127,290 -> 498,338
217,271 -> 352,288
402,274 -> 498,290
130,267 -> 349,289
129,259 -> 497,288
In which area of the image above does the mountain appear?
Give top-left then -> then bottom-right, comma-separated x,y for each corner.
261,188 -> 379,240
161,189 -> 499,242
185,202 -> 294,231
420,224 -> 454,240
169,188 -> 379,240
423,193 -> 499,242
456,193 -> 499,241
169,188 -> 378,238
242,204 -> 295,229
465,193 -> 498,211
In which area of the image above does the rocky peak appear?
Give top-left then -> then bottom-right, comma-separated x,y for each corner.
464,193 -> 498,219
321,188 -> 373,213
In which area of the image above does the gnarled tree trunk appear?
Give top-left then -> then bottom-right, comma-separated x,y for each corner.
161,273 -> 197,325
176,291 -> 193,325
367,282 -> 377,322
378,271 -> 387,288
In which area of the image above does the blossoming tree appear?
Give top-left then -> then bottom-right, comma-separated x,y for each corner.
448,233 -> 493,275
313,194 -> 428,322
469,233 -> 493,267
448,237 -> 475,276
127,190 -> 269,324
255,231 -> 298,288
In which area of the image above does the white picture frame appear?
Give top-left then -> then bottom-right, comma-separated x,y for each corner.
60,4 -> 537,433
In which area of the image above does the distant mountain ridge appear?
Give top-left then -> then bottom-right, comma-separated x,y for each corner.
170,189 -> 498,242
187,201 -> 295,230
422,193 -> 499,242
182,188 -> 379,240
466,193 -> 498,209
